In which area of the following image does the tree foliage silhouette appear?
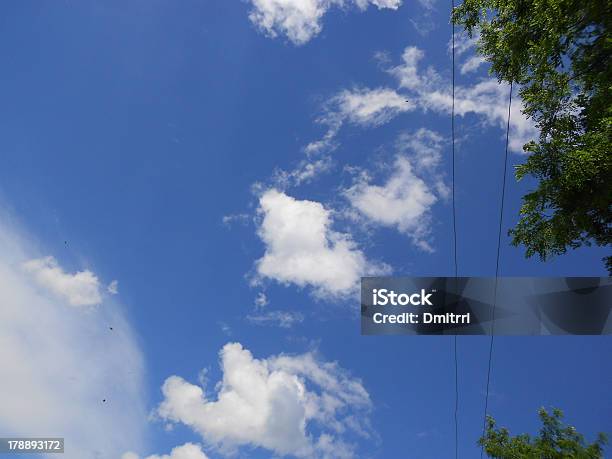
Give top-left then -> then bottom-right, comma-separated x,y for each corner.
480,408 -> 607,458
452,0 -> 612,272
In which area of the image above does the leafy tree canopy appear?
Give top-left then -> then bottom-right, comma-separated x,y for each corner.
480,408 -> 608,458
452,0 -> 612,272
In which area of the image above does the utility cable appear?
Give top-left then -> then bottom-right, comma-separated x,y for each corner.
450,4 -> 459,458
480,82 -> 513,458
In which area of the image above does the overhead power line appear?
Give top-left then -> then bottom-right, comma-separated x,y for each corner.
451,3 -> 459,458
480,82 -> 513,458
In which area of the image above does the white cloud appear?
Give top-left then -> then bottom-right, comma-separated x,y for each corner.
416,0 -> 436,9
306,87 -> 415,155
250,292 -> 303,328
254,189 -> 389,298
273,156 -> 334,187
345,157 -> 435,233
344,145 -> 440,251
247,310 -> 305,328
435,79 -> 534,152
157,342 -> 371,458
448,30 -> 480,57
0,215 -> 147,459
255,291 -> 269,308
390,46 -> 537,152
108,279 -> 119,295
408,0 -> 436,36
409,16 -> 436,37
219,321 -> 232,336
460,55 -> 487,74
22,256 -> 103,306
247,0 -> 402,45
328,87 -> 414,126
447,31 -> 487,74
396,127 -> 445,169
122,443 -> 209,459
222,213 -> 251,227
389,46 -> 430,90
307,45 -> 535,156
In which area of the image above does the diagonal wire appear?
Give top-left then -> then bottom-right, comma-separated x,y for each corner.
451,0 -> 458,281
450,3 -> 459,458
480,81 -> 513,458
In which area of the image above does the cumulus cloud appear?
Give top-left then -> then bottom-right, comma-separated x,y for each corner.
247,310 -> 305,328
247,0 -> 402,45
157,342 -> 371,458
345,157 -> 435,240
0,215 -> 147,459
254,189 -> 389,298
21,256 -> 103,306
344,130 -> 445,250
122,443 -> 209,459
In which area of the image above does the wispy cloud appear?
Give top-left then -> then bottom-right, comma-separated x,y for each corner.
254,291 -> 269,308
306,87 -> 415,156
460,55 -> 487,74
247,309 -> 305,328
219,321 -> 232,336
272,156 -> 334,188
447,30 -> 487,74
306,44 -> 535,157
249,292 -> 304,329
409,0 -> 437,35
389,46 -> 536,152
221,213 -> 251,227
108,279 -> 119,295
447,30 -> 480,57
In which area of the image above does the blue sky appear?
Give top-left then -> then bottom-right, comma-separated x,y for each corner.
0,1 -> 610,459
